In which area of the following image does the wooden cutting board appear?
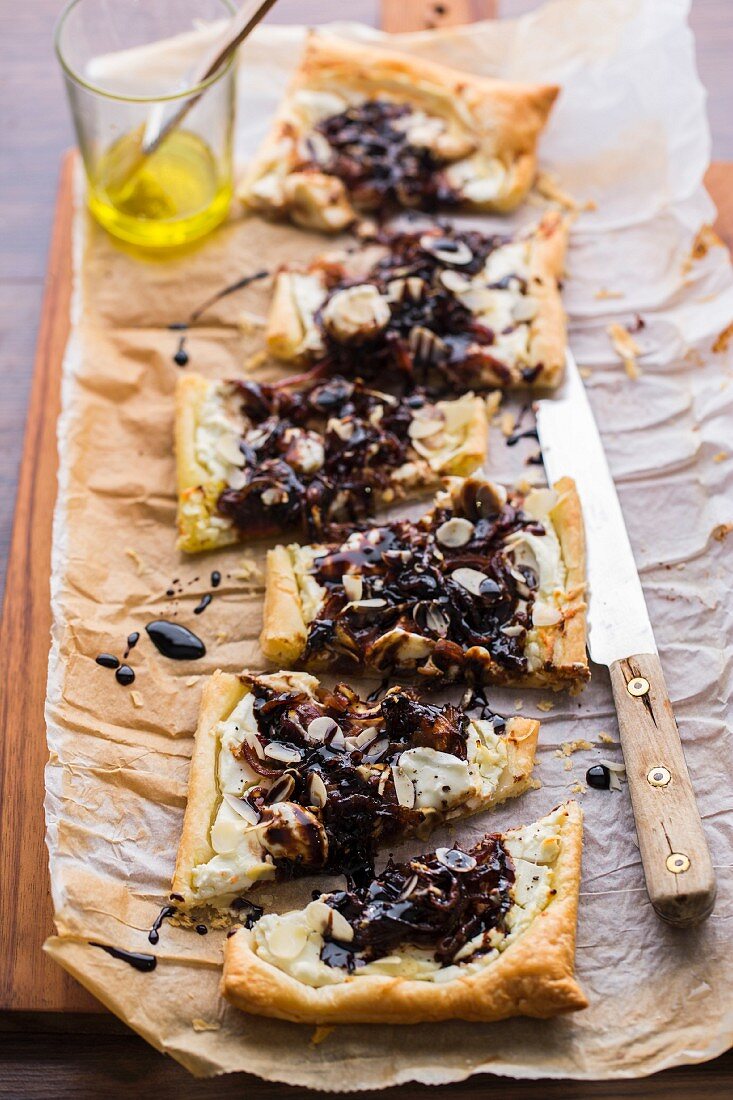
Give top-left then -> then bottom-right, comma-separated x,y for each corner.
1,4 -> 731,1013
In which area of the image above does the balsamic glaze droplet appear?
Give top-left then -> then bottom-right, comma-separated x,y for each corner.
115,665 -> 135,686
145,620 -> 206,661
90,942 -> 157,972
195,924 -> 208,936
173,335 -> 189,367
148,905 -> 177,945
210,570 -> 222,588
125,631 -> 140,658
96,653 -> 119,669
193,593 -> 212,615
586,764 -> 611,790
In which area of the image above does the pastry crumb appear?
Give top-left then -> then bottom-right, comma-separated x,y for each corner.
607,323 -> 641,379
534,171 -> 595,212
185,675 -> 199,687
310,1026 -> 335,1046
598,731 -> 616,744
130,691 -> 144,708
594,287 -> 624,300
579,366 -> 592,380
712,522 -> 733,542
564,759 -> 573,771
216,631 -> 229,644
681,223 -> 724,274
570,780 -> 587,795
712,322 -> 733,354
500,411 -> 516,438
124,547 -> 148,575
234,556 -> 263,583
559,739 -> 594,757
484,390 -> 502,419
713,451 -> 728,463
537,700 -> 554,712
514,698 -> 524,711
237,311 -> 265,335
683,347 -> 704,368
244,349 -> 268,371
192,1018 -> 220,1033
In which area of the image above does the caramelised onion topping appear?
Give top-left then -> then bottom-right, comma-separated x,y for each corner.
301,219 -> 535,393
215,375 -> 440,537
235,677 -> 474,881
317,833 -> 514,969
302,99 -> 463,212
305,484 -> 545,677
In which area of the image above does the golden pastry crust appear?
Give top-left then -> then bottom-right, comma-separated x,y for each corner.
172,672 -> 539,909
175,374 -> 491,554
526,211 -> 569,388
171,670 -> 247,904
175,374 -> 238,554
221,802 -> 586,1024
260,546 -> 310,667
260,477 -> 589,691
239,34 -> 559,229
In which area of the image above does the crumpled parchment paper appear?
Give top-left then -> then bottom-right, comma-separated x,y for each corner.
43,0 -> 733,1085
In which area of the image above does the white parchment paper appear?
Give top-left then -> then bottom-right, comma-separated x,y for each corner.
44,0 -> 733,1085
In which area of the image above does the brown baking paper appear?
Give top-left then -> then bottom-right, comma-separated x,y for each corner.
44,0 -> 733,1085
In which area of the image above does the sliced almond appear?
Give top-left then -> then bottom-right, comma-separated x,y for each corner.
420,235 -> 473,266
408,414 -> 443,441
265,773 -> 296,803
263,743 -> 303,765
304,900 -> 355,942
440,269 -> 471,294
243,729 -> 265,760
342,574 -> 363,602
452,567 -> 490,597
306,715 -> 339,743
346,598 -> 387,612
512,296 -> 538,323
267,921 -> 309,961
391,764 -> 416,809
222,792 -> 260,825
216,435 -> 246,468
436,517 -> 474,548
306,771 -> 328,808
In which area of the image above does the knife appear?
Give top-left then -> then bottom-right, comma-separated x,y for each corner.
536,352 -> 716,926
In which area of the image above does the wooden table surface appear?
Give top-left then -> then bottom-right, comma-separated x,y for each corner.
1,1 -> 733,1095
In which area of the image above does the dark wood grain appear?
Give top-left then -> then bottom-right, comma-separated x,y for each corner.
1,0 -> 733,1094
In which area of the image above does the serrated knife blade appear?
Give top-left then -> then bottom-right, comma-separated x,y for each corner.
536,351 -> 656,667
535,350 -> 715,927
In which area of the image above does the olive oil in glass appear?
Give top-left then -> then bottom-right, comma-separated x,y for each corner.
55,0 -> 236,249
90,129 -> 232,247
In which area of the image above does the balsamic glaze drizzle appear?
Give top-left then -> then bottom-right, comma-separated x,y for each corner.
148,905 -> 177,945
90,942 -> 157,973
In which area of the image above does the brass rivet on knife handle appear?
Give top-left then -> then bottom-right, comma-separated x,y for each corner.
609,652 -> 716,927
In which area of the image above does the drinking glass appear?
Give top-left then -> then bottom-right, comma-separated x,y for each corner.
55,0 -> 236,248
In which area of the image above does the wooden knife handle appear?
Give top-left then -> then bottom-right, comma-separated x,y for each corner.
609,653 -> 716,926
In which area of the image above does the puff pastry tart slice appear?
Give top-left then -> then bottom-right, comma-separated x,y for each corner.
267,212 -> 568,390
171,670 -> 539,910
261,475 -> 588,690
175,372 -> 491,553
238,34 -> 559,230
222,801 -> 586,1024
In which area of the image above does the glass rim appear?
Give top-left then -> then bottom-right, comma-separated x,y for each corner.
54,0 -> 237,104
